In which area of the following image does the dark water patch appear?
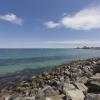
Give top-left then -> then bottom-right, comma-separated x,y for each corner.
0,55 -> 77,66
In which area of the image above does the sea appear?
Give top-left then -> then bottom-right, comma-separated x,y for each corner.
0,48 -> 100,76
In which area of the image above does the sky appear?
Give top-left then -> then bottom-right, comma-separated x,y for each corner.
0,0 -> 100,48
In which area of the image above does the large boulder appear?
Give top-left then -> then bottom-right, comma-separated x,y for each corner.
74,82 -> 88,93
90,73 -> 100,80
86,73 -> 100,93
63,83 -> 85,100
94,62 -> 100,73
66,89 -> 85,100
87,93 -> 100,100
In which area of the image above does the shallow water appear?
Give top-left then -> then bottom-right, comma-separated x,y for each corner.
0,48 -> 100,75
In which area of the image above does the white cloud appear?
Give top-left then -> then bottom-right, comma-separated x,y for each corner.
45,5 -> 100,30
44,21 -> 59,28
0,13 -> 23,25
61,6 -> 100,30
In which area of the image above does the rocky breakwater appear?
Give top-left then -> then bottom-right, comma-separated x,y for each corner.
0,57 -> 100,100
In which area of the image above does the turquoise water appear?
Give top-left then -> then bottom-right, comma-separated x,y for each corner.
0,48 -> 100,75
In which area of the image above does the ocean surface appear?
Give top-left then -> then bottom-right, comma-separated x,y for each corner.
0,48 -> 100,76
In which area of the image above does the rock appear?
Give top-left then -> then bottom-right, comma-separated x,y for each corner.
4,96 -> 11,100
14,97 -> 24,100
32,76 -> 36,79
90,73 -> 100,80
71,67 -> 78,73
25,96 -> 35,100
4,95 -> 18,100
42,72 -> 49,77
74,82 -> 88,93
35,89 -> 45,100
96,60 -> 100,65
87,93 -> 100,100
1,57 -> 100,99
94,63 -> 100,73
86,73 -> 100,93
83,66 -> 93,78
66,89 -> 85,100
64,69 -> 70,75
46,97 -> 52,100
20,81 -> 30,87
63,83 -> 85,100
46,95 -> 64,100
0,96 -> 5,100
42,86 -> 58,97
78,76 -> 88,84
63,83 -> 75,92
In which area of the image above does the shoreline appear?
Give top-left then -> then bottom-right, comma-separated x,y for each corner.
0,57 -> 100,100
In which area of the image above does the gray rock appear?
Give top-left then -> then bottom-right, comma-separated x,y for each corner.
78,76 -> 88,84
46,95 -> 64,100
35,89 -> 45,100
87,93 -> 100,100
25,96 -> 35,100
74,82 -> 88,93
5,95 -> 20,100
63,83 -> 85,100
86,73 -> 100,93
96,60 -> 100,65
90,73 -> 100,80
42,86 -> 58,97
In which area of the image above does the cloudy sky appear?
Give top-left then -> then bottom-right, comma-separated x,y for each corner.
0,0 -> 100,48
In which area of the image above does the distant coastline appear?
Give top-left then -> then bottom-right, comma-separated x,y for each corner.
76,46 -> 100,50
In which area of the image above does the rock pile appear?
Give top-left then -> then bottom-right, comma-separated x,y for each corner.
0,57 -> 100,100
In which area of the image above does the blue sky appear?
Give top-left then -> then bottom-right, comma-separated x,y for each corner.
0,0 -> 100,48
